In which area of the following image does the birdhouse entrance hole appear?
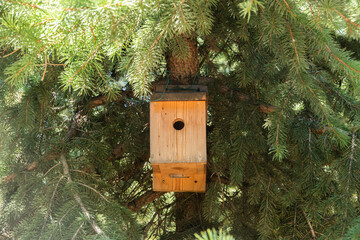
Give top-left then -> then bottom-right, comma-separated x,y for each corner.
173,119 -> 184,130
150,85 -> 208,192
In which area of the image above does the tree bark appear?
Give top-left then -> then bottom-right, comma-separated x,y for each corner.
174,193 -> 206,233
165,35 -> 206,237
166,36 -> 199,84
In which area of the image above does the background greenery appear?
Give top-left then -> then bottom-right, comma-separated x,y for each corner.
0,0 -> 360,239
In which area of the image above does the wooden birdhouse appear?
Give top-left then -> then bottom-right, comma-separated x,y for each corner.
150,85 -> 207,192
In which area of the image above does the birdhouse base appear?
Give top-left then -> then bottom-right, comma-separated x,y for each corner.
152,163 -> 206,192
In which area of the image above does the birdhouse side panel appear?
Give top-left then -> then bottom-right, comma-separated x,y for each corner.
150,101 -> 206,164
183,101 -> 207,163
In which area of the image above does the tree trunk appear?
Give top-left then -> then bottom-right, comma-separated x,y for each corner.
174,193 -> 205,232
166,36 -> 199,85
165,36 -> 206,237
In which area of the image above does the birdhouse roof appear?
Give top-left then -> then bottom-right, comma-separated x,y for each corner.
150,85 -> 207,102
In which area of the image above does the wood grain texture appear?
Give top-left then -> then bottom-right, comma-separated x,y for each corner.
152,163 -> 206,192
150,101 -> 207,164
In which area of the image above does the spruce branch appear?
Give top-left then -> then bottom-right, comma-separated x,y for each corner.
39,175 -> 65,239
312,75 -> 360,110
65,95 -> 117,141
342,132 -> 356,236
128,191 -> 165,212
305,0 -> 316,22
308,128 -> 313,174
90,26 -> 96,43
273,91 -> 291,160
3,0 -> 39,9
71,222 -> 84,240
3,91 -> 130,181
292,207 -> 297,239
332,8 -> 360,29
286,19 -> 300,65
41,55 -> 47,82
179,2 -> 187,25
324,44 -> 360,74
107,143 -> 124,162
66,41 -> 103,85
302,209 -> 316,239
25,98 -> 30,125
219,85 -> 276,113
282,0 -> 291,11
60,153 -> 106,236
58,205 -> 77,238
150,6 -> 177,50
2,48 -> 20,58
94,65 -> 115,96
194,1 -> 206,31
297,69 -> 343,141
76,181 -> 110,203
1,55 -> 34,90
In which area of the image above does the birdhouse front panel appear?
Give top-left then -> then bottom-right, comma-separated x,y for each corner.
150,101 -> 206,164
150,85 -> 207,192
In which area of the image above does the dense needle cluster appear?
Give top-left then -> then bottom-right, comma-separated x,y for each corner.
0,0 -> 360,239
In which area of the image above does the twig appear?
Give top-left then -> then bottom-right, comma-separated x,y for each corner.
57,205 -> 76,239
95,65 -> 114,95
41,55 -> 47,81
286,19 -> 300,65
67,41 -> 103,84
325,45 -> 360,74
3,0 -> 38,9
282,0 -> 291,10
43,162 -> 61,177
342,132 -> 356,236
60,153 -> 106,236
308,128 -> 313,173
76,181 -> 110,203
39,176 -> 65,239
39,103 -> 43,131
301,209 -> 316,239
333,8 -> 360,28
90,26 -> 96,43
292,207 -> 297,239
275,91 -> 291,156
297,69 -> 341,140
25,98 -> 30,124
71,223 -> 84,240
2,48 -> 20,58
150,3 -> 179,49
128,190 -> 165,211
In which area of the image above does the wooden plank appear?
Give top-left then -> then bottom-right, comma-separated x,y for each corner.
152,163 -> 206,192
184,101 -> 206,163
150,92 -> 206,101
150,101 -> 207,164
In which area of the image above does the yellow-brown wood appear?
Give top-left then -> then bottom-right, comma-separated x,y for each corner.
150,101 -> 207,164
152,163 -> 206,192
150,87 -> 207,192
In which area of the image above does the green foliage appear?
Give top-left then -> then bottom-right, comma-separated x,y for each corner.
239,0 -> 264,22
0,0 -> 360,239
344,216 -> 360,240
194,228 -> 235,240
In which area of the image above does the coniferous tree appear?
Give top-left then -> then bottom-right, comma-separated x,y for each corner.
0,0 -> 360,239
